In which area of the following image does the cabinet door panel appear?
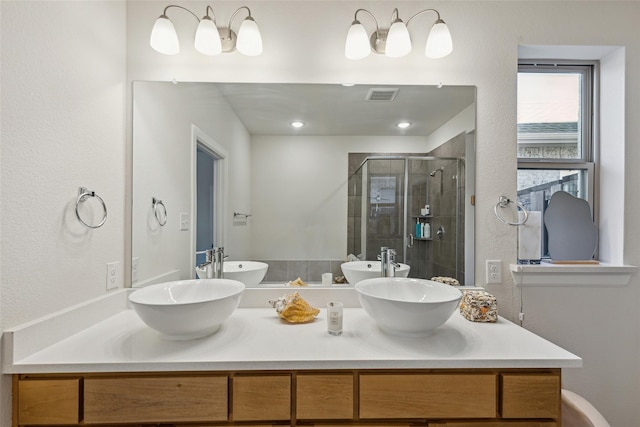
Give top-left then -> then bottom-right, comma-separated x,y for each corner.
360,374 -> 497,419
296,374 -> 354,420
18,379 -> 80,425
232,375 -> 291,421
501,373 -> 560,419
84,376 -> 228,424
430,423 -> 557,427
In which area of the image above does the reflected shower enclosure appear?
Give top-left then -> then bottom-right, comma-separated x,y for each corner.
348,154 -> 465,284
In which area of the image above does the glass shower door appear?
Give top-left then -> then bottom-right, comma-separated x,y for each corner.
363,158 -> 406,262
406,157 -> 463,281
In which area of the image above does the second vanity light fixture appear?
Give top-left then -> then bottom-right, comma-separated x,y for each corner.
345,8 -> 453,60
150,5 -> 263,56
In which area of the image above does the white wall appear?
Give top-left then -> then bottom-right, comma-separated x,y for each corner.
0,1 -> 127,425
132,82 -> 252,284
250,135 -> 429,260
0,1 -> 639,425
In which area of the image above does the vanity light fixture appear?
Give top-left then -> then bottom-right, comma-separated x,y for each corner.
150,5 -> 263,56
344,8 -> 453,60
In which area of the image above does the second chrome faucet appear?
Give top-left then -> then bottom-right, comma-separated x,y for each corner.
197,247 -> 227,279
378,246 -> 400,277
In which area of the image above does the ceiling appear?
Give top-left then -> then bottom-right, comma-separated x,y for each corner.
215,83 -> 475,136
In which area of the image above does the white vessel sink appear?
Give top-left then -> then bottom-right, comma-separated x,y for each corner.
355,277 -> 462,337
196,261 -> 269,287
341,261 -> 410,284
129,279 -> 245,340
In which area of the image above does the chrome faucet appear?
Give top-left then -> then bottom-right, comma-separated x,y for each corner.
378,246 -> 400,277
197,247 -> 227,279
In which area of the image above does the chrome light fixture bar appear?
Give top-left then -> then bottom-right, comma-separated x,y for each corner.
150,5 -> 263,56
345,8 -> 453,60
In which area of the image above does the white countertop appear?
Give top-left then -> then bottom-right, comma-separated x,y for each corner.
3,290 -> 582,373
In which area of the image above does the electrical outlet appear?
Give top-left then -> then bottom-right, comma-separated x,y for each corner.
106,261 -> 121,290
131,257 -> 139,284
485,260 -> 502,284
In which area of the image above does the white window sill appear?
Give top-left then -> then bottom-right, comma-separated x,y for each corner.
510,262 -> 638,287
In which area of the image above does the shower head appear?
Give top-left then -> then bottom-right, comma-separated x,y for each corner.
429,167 -> 444,177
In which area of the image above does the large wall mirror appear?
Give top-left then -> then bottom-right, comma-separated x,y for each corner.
132,82 -> 476,287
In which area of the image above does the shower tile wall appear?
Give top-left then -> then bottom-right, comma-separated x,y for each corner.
258,259 -> 346,283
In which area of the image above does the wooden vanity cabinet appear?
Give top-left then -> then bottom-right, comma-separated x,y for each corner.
13,369 -> 561,427
359,373 -> 497,419
232,375 -> 292,421
296,373 -> 354,420
83,375 -> 228,424
15,378 -> 80,425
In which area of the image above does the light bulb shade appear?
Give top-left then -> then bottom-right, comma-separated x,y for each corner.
236,17 -> 263,56
195,17 -> 222,56
345,21 -> 371,60
425,20 -> 453,59
150,15 -> 179,55
385,20 -> 411,58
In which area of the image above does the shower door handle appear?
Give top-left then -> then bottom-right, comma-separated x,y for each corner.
407,234 -> 414,248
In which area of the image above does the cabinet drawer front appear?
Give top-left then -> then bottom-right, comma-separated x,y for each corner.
18,379 -> 80,425
296,374 -> 354,419
233,375 -> 291,421
501,373 -> 560,419
430,422 -> 557,427
360,374 -> 497,419
84,376 -> 228,424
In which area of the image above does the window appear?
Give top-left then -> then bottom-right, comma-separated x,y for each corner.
517,61 -> 597,258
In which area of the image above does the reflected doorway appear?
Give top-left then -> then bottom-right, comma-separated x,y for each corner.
190,125 -> 228,277
195,145 -> 217,267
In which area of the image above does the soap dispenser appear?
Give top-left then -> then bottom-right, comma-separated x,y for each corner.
415,218 -> 421,238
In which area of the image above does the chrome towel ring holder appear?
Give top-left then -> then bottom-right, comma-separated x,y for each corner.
494,195 -> 528,226
152,197 -> 167,226
75,187 -> 107,229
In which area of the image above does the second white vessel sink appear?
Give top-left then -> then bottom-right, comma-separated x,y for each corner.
196,261 -> 269,287
129,279 -> 245,340
355,277 -> 462,337
341,261 -> 410,284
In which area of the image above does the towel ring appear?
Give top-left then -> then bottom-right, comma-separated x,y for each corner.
75,187 -> 107,229
494,195 -> 528,226
152,197 -> 167,226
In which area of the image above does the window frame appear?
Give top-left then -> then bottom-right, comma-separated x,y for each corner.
517,61 -> 596,165
517,60 -> 599,259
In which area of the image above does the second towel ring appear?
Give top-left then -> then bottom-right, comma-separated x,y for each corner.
75,187 -> 107,229
494,196 -> 528,226
152,197 -> 167,226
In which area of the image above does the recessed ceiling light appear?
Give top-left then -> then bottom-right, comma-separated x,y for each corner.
341,83 -> 356,87
290,121 -> 305,128
396,121 -> 411,129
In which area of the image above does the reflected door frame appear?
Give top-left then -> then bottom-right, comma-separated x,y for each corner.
190,125 -> 228,278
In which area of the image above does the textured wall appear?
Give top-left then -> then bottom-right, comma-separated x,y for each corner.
0,2 -> 127,425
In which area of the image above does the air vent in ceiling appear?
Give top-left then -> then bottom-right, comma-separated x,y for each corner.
366,88 -> 399,102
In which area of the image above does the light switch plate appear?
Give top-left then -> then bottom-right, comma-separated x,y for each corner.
179,212 -> 190,230
106,261 -> 121,290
